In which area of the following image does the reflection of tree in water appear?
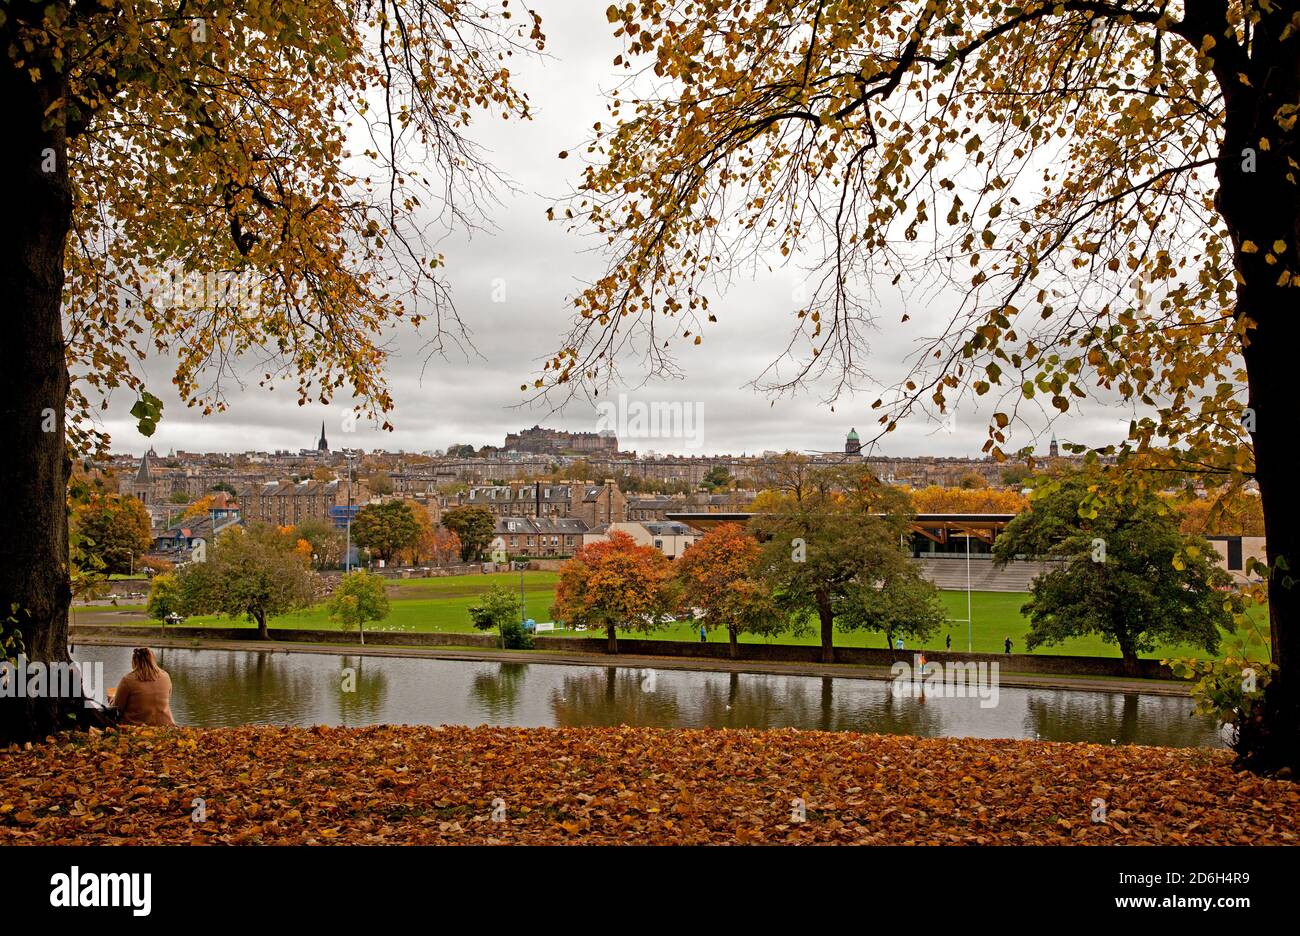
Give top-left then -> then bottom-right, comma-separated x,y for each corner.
1024,691 -> 1222,748
469,663 -> 527,720
695,672 -> 825,729
156,648 -> 325,727
334,655 -> 389,726
842,680 -> 949,738
550,667 -> 682,727
700,674 -> 946,736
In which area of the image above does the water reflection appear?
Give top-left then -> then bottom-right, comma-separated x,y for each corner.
550,668 -> 684,726
1023,691 -> 1222,747
335,656 -> 389,725
470,663 -> 527,720
73,644 -> 1224,748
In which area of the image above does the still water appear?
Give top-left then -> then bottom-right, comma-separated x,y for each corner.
74,644 -> 1225,748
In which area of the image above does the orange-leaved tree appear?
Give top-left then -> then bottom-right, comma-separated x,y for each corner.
675,523 -> 780,657
552,531 -> 675,654
907,486 -> 1029,515
3,1 -> 543,741
544,1 -> 1299,773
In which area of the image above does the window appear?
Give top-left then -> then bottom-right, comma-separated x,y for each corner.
1227,538 -> 1243,571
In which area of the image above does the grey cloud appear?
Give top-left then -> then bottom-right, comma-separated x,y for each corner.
96,1 -> 1142,461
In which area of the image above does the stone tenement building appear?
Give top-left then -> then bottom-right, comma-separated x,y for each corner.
626,490 -> 758,522
492,516 -> 591,559
504,425 -> 619,456
450,480 -> 627,526
237,478 -> 369,528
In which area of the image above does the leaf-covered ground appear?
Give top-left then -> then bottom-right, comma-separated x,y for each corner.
1,726 -> 1295,844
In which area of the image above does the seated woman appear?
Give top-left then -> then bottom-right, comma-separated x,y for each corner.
111,647 -> 176,727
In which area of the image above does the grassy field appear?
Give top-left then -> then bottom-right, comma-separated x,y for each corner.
73,569 -> 1270,661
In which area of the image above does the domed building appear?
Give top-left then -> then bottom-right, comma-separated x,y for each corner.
845,428 -> 862,457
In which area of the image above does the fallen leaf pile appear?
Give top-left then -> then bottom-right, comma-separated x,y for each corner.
1,726 -> 1295,844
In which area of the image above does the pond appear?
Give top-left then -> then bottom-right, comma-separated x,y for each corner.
73,644 -> 1226,748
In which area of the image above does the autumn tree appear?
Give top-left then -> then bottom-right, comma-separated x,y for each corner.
145,572 -> 183,622
441,506 -> 498,561
177,525 -> 317,639
675,523 -> 781,657
837,571 -> 947,651
907,486 -> 1029,515
71,494 -> 153,576
545,1 -> 1299,772
181,493 -> 233,522
327,571 -> 390,646
1179,488 -> 1267,536
551,531 -> 676,654
702,465 -> 732,490
468,582 -> 531,649
751,467 -> 918,663
993,473 -> 1241,675
429,528 -> 463,565
1,1 -> 543,740
351,500 -> 422,565
293,518 -> 345,571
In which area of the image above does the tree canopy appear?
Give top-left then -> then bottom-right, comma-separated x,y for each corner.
352,500 -> 423,564
751,466 -> 919,663
551,531 -> 676,653
71,493 -> 153,576
177,524 -> 317,639
441,506 -> 498,562
327,570 -> 391,645
993,473 -> 1242,673
675,522 -> 780,656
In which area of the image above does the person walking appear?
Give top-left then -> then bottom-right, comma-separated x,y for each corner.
111,647 -> 176,727
1004,636 -> 1013,655
699,623 -> 708,643
945,633 -> 952,651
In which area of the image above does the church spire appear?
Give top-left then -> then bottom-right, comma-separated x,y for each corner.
318,421 -> 329,453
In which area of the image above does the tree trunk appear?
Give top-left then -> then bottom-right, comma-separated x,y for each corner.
255,611 -> 270,641
606,624 -> 618,655
728,625 -> 739,659
0,22 -> 77,744
1119,643 -> 1140,680
1214,25 -> 1300,774
815,590 -> 834,664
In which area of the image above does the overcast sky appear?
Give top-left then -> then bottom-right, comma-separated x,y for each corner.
100,2 -> 1139,460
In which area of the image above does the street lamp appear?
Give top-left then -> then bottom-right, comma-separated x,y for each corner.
344,453 -> 355,573
518,560 -> 526,626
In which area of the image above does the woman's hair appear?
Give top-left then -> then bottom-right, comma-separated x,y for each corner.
130,647 -> 162,682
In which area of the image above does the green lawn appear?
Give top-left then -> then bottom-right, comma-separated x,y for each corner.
75,570 -> 1270,662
